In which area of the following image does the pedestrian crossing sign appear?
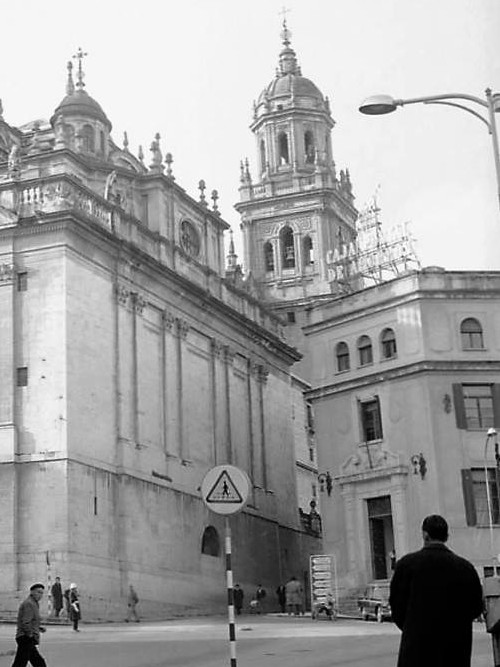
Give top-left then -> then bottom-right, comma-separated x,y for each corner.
201,465 -> 250,515
206,471 -> 243,503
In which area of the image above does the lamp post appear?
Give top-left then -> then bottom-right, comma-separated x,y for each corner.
484,427 -> 498,566
359,89 -> 500,211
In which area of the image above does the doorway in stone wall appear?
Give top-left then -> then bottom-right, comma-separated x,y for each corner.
367,496 -> 394,580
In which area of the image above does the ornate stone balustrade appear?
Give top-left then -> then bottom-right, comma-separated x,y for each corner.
11,177 -> 115,231
239,172 -> 336,202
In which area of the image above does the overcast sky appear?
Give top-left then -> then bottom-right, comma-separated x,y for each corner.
2,0 -> 499,271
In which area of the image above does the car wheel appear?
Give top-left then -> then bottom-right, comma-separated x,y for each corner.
376,606 -> 383,623
361,606 -> 368,621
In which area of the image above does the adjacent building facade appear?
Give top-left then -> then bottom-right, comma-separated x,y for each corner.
305,269 -> 500,593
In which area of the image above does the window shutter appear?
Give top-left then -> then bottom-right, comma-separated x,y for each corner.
461,469 -> 477,526
492,384 -> 500,428
453,384 -> 466,429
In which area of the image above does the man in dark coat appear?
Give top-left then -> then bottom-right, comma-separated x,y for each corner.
389,514 -> 483,667
233,584 -> 244,615
50,577 -> 63,618
12,583 -> 47,667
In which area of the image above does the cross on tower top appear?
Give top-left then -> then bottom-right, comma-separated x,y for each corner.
279,7 -> 292,45
72,47 -> 88,90
278,6 -> 290,23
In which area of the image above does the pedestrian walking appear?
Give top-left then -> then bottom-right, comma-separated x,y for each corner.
50,577 -> 63,618
126,585 -> 140,622
275,584 -> 286,613
68,583 -> 81,632
255,584 -> 266,613
233,584 -> 244,615
11,583 -> 47,667
389,514 -> 483,667
285,576 -> 303,616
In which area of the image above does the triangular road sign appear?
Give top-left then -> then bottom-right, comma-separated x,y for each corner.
206,470 -> 244,504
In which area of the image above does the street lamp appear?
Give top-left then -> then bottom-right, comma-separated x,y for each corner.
484,427 -> 498,566
359,89 -> 500,211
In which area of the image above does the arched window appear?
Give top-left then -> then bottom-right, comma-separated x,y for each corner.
278,132 -> 289,165
357,335 -> 373,366
302,236 -> 314,266
460,317 -> 484,349
201,526 -> 220,557
280,226 -> 295,268
304,130 -> 315,164
336,342 -> 350,372
381,328 -> 397,359
264,241 -> 274,272
81,124 -> 95,152
260,140 -> 266,173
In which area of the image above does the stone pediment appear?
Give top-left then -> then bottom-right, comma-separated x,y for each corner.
338,443 -> 405,480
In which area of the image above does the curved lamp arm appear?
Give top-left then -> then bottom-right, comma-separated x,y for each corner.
396,92 -> 488,108
422,100 -> 491,131
359,89 -> 500,211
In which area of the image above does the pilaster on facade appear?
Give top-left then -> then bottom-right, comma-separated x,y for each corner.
222,344 -> 234,464
174,317 -> 187,460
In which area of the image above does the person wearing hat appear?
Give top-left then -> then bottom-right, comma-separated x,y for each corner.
68,583 -> 81,632
11,582 -> 47,666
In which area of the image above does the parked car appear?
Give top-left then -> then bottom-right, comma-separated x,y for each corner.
357,582 -> 391,622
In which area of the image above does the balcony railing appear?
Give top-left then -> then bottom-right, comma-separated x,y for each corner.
14,177 -> 114,231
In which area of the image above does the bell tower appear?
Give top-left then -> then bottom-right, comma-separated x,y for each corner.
235,20 -> 357,304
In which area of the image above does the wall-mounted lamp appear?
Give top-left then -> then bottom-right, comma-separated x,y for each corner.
410,453 -> 427,480
318,471 -> 333,496
442,393 -> 452,414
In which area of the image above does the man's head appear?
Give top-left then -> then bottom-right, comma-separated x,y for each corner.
422,514 -> 448,543
30,583 -> 45,601
55,577 -> 60,583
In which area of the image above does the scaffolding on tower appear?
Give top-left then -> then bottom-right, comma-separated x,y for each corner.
325,192 -> 421,293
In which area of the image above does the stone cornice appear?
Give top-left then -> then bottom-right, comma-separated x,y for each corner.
306,359 -> 500,401
250,106 -> 334,133
336,464 -> 409,486
236,186 -> 357,221
3,214 -> 300,365
296,459 -> 318,474
304,273 -> 500,335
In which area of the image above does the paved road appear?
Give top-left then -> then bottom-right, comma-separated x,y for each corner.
0,616 -> 492,666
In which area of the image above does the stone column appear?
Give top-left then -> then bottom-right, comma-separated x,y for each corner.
210,339 -> 222,464
0,262 -> 19,589
130,292 -> 146,447
389,476 -> 410,556
340,485 -> 359,578
275,238 -> 283,279
257,365 -> 269,489
174,318 -> 189,460
222,346 -> 234,464
294,230 -> 302,274
246,359 -> 256,505
160,311 -> 176,460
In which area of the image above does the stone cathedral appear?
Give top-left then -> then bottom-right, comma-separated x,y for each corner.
0,22 -> 356,617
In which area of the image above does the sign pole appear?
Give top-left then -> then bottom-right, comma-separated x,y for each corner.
225,517 -> 237,667
201,465 -> 250,667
